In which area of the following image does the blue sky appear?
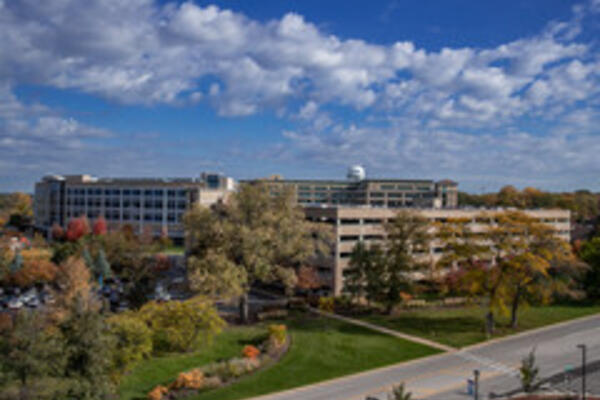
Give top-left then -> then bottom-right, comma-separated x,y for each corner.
1,0 -> 599,193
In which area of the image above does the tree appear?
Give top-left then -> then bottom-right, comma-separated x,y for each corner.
381,210 -> 432,313
580,236 -> 600,299
5,192 -> 33,231
343,242 -> 369,302
99,230 -> 160,309
11,258 -> 59,287
93,249 -> 112,286
0,310 -> 64,399
184,183 -> 330,322
439,211 -> 577,335
58,296 -> 116,400
66,216 -> 90,242
138,296 -> 225,353
519,349 -> 540,393
106,313 -> 152,377
50,257 -> 96,323
296,266 -> 322,291
51,223 -> 65,241
92,216 -> 108,236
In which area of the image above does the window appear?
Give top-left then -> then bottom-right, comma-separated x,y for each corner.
154,190 -> 163,196
380,185 -> 395,190
340,219 -> 360,225
168,190 -> 175,197
144,190 -> 153,196
370,192 -> 384,198
339,252 -> 352,258
418,185 -> 432,191
365,235 -> 384,241
370,201 -> 385,207
123,189 -> 131,195
298,192 -> 312,198
132,189 -> 141,195
154,200 -> 163,208
364,218 -> 382,224
340,235 -> 359,241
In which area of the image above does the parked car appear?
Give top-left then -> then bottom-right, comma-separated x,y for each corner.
8,297 -> 23,310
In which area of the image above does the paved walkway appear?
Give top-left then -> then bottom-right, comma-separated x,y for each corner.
309,308 -> 456,352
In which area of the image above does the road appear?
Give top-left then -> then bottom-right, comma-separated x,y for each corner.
248,314 -> 600,400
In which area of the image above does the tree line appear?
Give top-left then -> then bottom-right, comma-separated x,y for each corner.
459,186 -> 598,222
343,210 -> 586,337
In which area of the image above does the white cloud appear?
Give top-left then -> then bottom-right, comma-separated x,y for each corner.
1,0 -> 600,190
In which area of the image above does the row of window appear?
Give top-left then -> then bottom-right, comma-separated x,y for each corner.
66,211 -> 184,223
67,188 -> 189,197
66,199 -> 187,209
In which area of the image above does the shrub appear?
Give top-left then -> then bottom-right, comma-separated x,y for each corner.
318,296 -> 335,313
139,297 -> 226,353
148,385 -> 168,400
170,369 -> 204,390
107,313 -> 153,375
520,349 -> 540,393
242,345 -> 260,359
388,383 -> 412,400
202,376 -> 222,389
268,324 -> 287,351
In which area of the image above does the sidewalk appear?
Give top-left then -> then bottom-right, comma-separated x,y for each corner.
310,308 -> 456,352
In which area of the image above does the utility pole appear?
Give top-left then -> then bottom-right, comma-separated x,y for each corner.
474,369 -> 480,400
577,344 -> 586,400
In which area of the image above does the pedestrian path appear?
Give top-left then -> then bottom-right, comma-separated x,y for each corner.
310,308 -> 456,352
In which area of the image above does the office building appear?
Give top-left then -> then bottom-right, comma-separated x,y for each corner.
34,173 -> 235,244
244,166 -> 459,209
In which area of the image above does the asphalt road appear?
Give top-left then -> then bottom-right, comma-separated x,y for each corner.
248,314 -> 600,400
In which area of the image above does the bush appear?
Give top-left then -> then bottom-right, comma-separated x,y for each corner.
147,385 -> 168,400
318,297 -> 335,313
242,345 -> 260,359
202,376 -> 222,389
268,324 -> 287,352
138,297 -> 225,353
107,313 -> 153,375
170,369 -> 204,390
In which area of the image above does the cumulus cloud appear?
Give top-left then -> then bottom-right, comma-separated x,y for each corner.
0,0 -> 599,190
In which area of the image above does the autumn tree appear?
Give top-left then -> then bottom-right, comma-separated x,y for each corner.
5,192 -> 33,231
184,183 -> 331,322
50,257 -> 97,323
93,216 -> 108,236
439,211 -> 577,334
66,216 -> 90,241
51,223 -> 65,240
296,266 -> 322,291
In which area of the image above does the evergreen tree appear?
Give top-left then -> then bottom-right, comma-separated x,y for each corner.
0,310 -> 64,399
58,296 -> 116,400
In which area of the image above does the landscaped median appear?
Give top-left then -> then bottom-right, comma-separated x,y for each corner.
357,303 -> 600,348
118,313 -> 440,400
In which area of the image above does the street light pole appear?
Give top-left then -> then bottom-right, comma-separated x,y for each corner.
474,369 -> 480,400
577,344 -> 586,400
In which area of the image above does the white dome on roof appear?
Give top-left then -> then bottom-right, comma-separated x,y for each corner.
347,165 -> 366,181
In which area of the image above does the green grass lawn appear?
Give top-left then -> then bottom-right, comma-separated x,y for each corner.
119,313 -> 439,400
361,303 -> 600,348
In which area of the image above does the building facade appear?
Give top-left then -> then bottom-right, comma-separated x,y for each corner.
34,173 -> 235,244
304,206 -> 572,295
244,172 -> 458,209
